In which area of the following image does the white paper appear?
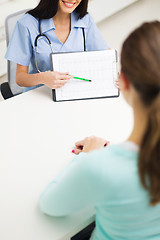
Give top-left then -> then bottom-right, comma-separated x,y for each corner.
51,50 -> 118,101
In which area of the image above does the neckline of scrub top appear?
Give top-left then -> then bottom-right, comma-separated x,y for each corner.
40,11 -> 88,34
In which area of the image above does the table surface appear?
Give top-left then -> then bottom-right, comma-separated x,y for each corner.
0,86 -> 133,240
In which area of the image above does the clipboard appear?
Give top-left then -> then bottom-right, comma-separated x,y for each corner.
50,50 -> 119,102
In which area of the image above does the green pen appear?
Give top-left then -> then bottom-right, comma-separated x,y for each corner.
69,74 -> 92,82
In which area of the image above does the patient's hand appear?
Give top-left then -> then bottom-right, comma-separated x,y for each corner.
72,136 -> 109,155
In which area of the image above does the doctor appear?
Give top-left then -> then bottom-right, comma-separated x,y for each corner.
5,0 -> 108,92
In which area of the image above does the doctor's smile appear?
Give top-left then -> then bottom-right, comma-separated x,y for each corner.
61,1 -> 76,8
60,0 -> 82,11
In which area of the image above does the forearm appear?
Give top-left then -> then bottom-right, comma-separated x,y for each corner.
16,71 -> 44,87
16,64 -> 71,89
40,153 -> 93,217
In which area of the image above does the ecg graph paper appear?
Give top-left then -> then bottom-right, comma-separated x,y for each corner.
51,50 -> 118,101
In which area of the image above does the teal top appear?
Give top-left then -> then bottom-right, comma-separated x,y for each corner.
40,142 -> 160,240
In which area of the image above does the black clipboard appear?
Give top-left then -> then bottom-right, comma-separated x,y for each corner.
50,50 -> 119,102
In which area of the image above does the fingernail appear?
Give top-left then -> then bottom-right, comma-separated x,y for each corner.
72,150 -> 75,153
104,141 -> 110,147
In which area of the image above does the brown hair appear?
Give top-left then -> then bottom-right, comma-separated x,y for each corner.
121,21 -> 160,205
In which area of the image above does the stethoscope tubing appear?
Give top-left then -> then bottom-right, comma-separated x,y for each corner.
34,19 -> 86,73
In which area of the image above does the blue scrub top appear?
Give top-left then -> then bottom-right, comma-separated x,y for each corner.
5,11 -> 108,92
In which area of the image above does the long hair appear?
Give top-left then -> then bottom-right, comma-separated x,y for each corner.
121,21 -> 160,206
27,0 -> 88,19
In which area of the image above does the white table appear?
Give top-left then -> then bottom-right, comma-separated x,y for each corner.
0,86 -> 133,240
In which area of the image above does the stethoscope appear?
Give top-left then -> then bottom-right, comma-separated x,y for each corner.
34,19 -> 86,73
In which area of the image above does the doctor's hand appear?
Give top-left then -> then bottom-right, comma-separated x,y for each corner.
72,136 -> 110,155
40,71 -> 72,89
115,72 -> 120,89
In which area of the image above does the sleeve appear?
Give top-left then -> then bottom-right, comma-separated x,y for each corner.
85,16 -> 109,51
40,152 -> 102,217
5,20 -> 32,66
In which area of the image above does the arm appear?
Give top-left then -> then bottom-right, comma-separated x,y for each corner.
6,19 -> 72,89
16,64 -> 72,89
40,153 -> 95,216
40,136 -> 111,217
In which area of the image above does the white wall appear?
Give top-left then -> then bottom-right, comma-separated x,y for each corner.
88,0 -> 138,23
97,0 -> 160,56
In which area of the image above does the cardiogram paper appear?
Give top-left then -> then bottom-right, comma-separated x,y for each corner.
51,50 -> 118,101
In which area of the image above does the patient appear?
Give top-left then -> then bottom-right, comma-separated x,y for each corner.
40,21 -> 160,240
